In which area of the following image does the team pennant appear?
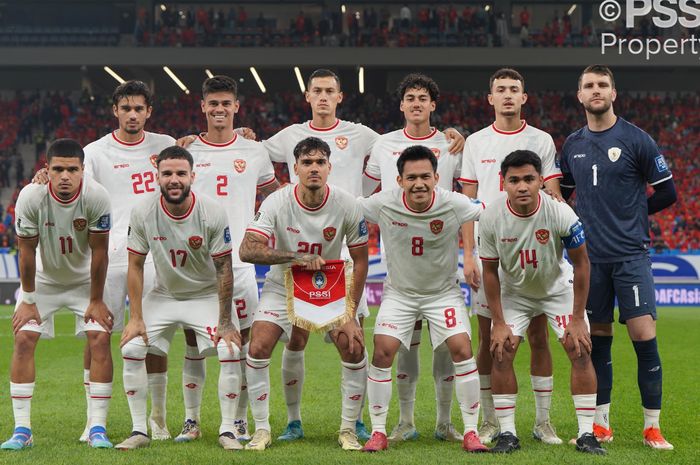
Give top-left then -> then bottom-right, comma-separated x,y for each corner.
284,259 -> 354,333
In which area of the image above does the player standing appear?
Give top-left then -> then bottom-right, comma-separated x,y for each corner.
2,139 -> 113,450
175,75 -> 278,442
116,146 -> 243,450
459,68 -> 563,444
240,137 -> 369,451
561,65 -> 676,449
362,73 -> 463,443
479,150 -> 604,455
359,146 -> 487,453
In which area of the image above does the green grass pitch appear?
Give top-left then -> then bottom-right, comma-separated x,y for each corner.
0,305 -> 697,464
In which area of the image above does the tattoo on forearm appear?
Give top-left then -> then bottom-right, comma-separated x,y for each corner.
240,232 -> 296,265
215,254 -> 234,326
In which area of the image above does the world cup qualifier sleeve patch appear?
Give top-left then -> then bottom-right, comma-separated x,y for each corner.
97,214 -> 111,230
224,226 -> 232,244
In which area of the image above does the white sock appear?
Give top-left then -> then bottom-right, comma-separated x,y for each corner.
183,345 -> 206,422
122,346 -> 148,434
433,345 -> 455,427
479,374 -> 497,424
531,375 -> 553,424
234,342 -> 249,423
89,382 -> 112,429
454,358 -> 480,434
573,394 -> 596,437
10,382 -> 34,429
281,348 -> 304,423
643,407 -> 661,430
367,364 -> 392,435
148,372 -> 167,421
396,329 -> 420,425
218,344 -> 242,435
594,402 -> 611,429
493,393 -> 517,436
357,349 -> 368,424
246,356 -> 271,432
340,357 -> 367,431
83,369 -> 91,427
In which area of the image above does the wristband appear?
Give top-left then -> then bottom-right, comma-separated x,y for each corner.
22,291 -> 36,305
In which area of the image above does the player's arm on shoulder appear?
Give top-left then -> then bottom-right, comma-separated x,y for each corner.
559,142 -> 576,200
85,229 -> 113,331
443,127 -> 465,154
213,252 -> 241,353
13,235 -> 41,334
362,145 -> 381,196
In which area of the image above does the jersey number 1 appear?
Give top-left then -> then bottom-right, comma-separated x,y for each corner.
519,249 -> 538,269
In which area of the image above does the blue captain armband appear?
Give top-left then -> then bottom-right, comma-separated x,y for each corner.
562,221 -> 585,249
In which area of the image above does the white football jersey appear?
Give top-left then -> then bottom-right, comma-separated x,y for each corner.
459,121 -> 561,204
263,119 -> 379,196
127,193 -> 232,299
478,192 -> 581,299
364,127 -> 461,191
14,178 -> 111,287
188,134 -> 276,268
359,187 -> 482,295
84,131 -> 175,265
246,184 -> 368,287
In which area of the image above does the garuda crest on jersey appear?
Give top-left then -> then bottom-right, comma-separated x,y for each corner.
189,235 -> 203,249
535,228 -> 550,245
323,226 -> 336,241
149,154 -> 158,168
234,159 -> 246,173
335,136 -> 348,150
73,218 -> 87,232
430,219 -> 444,235
608,147 -> 621,162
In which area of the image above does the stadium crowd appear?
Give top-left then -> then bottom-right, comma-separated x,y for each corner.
0,89 -> 696,254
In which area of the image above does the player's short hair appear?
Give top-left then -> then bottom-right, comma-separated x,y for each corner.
293,137 -> 331,161
579,64 -> 615,89
112,80 -> 153,108
397,73 -> 439,102
307,69 -> 341,91
397,145 -> 438,176
202,75 -> 238,99
501,150 -> 542,177
489,68 -> 525,92
47,138 -> 84,163
156,145 -> 194,169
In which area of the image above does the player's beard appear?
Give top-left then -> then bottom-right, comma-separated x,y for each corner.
161,184 -> 191,204
124,125 -> 142,135
583,99 -> 611,115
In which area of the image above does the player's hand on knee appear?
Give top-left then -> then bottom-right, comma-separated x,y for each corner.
563,317 -> 591,357
444,127 -> 465,154
32,168 -> 49,185
120,318 -> 148,348
12,302 -> 41,334
175,134 -> 198,148
463,255 -> 481,292
293,253 -> 325,271
84,300 -> 114,332
216,322 -> 242,354
337,319 -> 364,355
489,322 -> 515,362
543,187 -> 564,202
235,127 -> 257,140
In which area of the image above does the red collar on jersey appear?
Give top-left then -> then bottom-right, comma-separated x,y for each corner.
160,192 -> 196,220
403,127 -> 437,140
402,190 -> 435,213
198,133 -> 237,147
112,131 -> 145,146
491,120 -> 527,135
294,184 -> 330,211
308,119 -> 340,131
506,192 -> 541,218
49,180 -> 82,205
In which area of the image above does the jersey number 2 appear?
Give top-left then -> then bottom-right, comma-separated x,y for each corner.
132,172 -> 156,194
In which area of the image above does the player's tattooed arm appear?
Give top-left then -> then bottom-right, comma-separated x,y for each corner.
258,179 -> 281,198
239,231 -> 325,269
214,253 -> 241,353
13,235 -> 41,334
85,231 -> 113,332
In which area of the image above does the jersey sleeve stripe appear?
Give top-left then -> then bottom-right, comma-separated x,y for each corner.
127,247 -> 148,256
480,257 -> 499,262
245,228 -> 271,240
560,182 -> 575,188
347,241 -> 368,249
543,173 -> 564,182
16,234 -> 39,239
88,229 -> 110,234
363,171 -> 381,181
457,177 -> 478,184
211,249 -> 233,258
257,176 -> 277,188
649,174 -> 673,186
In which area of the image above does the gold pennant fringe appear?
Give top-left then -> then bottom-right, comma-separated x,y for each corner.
284,260 -> 355,334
